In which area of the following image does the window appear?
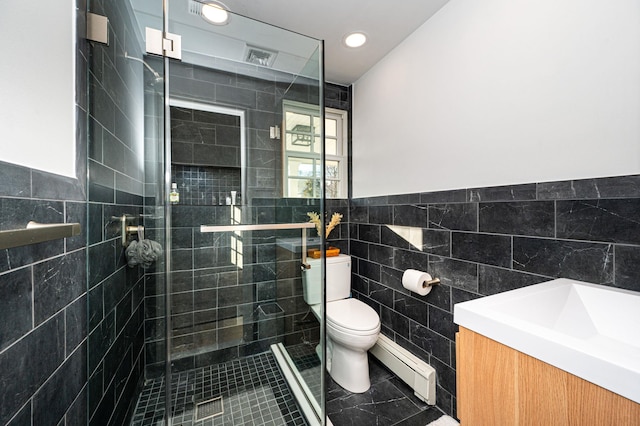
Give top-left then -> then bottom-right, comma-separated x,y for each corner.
283,101 -> 348,198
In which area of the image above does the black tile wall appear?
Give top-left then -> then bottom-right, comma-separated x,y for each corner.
349,174 -> 640,417
85,0 -> 148,424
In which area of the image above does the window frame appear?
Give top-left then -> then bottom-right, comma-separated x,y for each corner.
282,100 -> 348,199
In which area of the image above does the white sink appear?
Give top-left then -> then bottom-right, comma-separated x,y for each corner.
454,278 -> 640,404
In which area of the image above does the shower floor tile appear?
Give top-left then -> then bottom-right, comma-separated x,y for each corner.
130,352 -> 309,426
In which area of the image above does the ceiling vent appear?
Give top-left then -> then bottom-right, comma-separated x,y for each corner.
188,0 -> 203,16
244,45 -> 278,67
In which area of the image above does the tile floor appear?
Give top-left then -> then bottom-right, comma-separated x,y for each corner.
326,355 -> 445,426
131,347 -> 444,426
131,352 -> 309,426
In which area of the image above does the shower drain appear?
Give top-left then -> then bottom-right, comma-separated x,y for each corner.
195,397 -> 224,421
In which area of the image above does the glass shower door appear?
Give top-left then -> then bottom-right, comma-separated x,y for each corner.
161,1 -> 326,425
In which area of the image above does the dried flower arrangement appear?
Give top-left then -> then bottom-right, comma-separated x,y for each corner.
307,211 -> 343,238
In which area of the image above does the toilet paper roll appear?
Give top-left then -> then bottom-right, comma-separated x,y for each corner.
402,269 -> 433,296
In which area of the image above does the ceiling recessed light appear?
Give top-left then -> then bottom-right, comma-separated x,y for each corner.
344,32 -> 367,48
201,1 -> 230,25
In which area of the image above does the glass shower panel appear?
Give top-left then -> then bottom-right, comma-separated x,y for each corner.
86,0 -> 167,425
164,2 -> 325,425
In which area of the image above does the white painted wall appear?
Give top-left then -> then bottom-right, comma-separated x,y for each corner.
0,0 -> 76,178
352,0 -> 640,197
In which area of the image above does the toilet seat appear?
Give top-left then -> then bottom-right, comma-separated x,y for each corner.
326,298 -> 380,336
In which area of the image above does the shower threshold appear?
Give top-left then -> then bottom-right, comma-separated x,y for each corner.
271,343 -> 333,426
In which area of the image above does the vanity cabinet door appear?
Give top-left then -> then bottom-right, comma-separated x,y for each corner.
456,327 -> 517,425
457,327 -> 640,426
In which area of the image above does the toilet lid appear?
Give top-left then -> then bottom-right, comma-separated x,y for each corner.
326,299 -> 380,333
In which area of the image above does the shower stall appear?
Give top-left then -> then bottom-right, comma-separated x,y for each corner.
86,0 -> 327,424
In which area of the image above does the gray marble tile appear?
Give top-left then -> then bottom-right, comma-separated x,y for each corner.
428,256 -> 478,293
358,224 -> 381,244
537,175 -> 640,200
409,322 -> 451,365
349,205 -> 369,223
388,193 -> 421,205
468,183 -> 537,202
0,313 -> 65,425
451,287 -> 482,307
381,305 -> 410,339
420,189 -> 467,204
369,243 -> 394,267
393,205 -> 428,228
424,282 -> 451,313
358,259 -> 381,282
0,161 -> 31,197
429,356 -> 456,396
66,295 -> 88,356
392,248 -> 428,271
428,306 -> 456,341
327,378 -> 422,426
614,245 -> 640,292
479,200 -> 554,237
0,267 -> 32,352
350,240 -> 368,261
513,237 -> 614,284
380,226 -> 412,250
32,344 -> 87,426
451,232 -> 511,268
421,230 -> 451,256
369,278 -> 395,308
428,203 -> 477,231
379,266 -> 404,292
33,250 -> 86,326
478,265 -> 549,296
393,292 -> 428,326
557,199 -> 640,244
369,205 -> 392,224
6,403 -> 30,426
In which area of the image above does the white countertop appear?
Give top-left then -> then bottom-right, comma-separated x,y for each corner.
454,278 -> 640,404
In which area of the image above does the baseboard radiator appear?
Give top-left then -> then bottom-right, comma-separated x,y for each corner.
369,334 -> 436,405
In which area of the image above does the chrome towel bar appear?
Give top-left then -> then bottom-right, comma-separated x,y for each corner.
200,223 -> 315,233
0,221 -> 81,250
201,222 -> 316,269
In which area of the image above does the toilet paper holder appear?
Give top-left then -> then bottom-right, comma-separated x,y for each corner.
423,277 -> 440,288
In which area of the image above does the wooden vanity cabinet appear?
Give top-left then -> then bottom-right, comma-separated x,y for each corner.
456,327 -> 640,426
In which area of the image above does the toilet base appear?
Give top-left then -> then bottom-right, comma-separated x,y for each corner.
328,342 -> 371,393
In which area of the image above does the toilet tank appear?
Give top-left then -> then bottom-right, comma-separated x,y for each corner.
302,254 -> 352,305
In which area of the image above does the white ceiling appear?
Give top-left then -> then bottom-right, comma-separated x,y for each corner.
221,0 -> 450,85
130,0 -> 450,85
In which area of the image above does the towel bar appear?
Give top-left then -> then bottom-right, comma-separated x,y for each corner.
0,221 -> 81,250
200,222 -> 316,269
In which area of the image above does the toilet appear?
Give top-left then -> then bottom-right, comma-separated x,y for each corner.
302,254 -> 381,393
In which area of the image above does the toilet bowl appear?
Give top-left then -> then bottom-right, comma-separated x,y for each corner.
325,298 -> 380,393
301,255 -> 381,393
